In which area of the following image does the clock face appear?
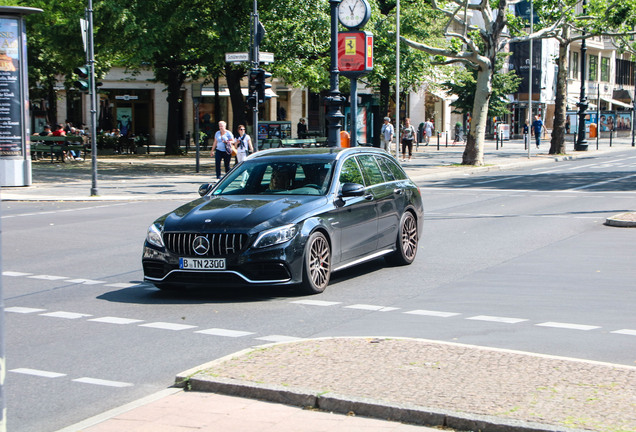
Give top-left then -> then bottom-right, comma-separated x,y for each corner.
338,0 -> 370,29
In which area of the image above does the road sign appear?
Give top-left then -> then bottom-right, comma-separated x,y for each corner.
225,52 -> 250,63
259,52 -> 274,63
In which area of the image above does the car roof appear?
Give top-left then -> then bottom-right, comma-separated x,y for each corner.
248,146 -> 390,161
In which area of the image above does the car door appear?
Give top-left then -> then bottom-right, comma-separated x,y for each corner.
357,154 -> 402,250
332,156 -> 378,263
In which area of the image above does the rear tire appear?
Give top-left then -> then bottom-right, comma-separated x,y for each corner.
386,211 -> 418,265
299,231 -> 331,294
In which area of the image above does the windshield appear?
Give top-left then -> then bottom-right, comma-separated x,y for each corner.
212,159 -> 334,196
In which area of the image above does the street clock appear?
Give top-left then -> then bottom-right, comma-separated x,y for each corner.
338,0 -> 371,29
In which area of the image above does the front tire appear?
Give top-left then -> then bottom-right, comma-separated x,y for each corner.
299,231 -> 331,294
387,211 -> 418,265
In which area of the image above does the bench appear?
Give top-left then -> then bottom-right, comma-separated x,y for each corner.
30,135 -> 90,162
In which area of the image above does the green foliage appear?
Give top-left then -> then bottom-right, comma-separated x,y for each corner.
441,55 -> 521,118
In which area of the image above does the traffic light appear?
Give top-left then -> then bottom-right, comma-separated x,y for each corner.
248,68 -> 260,95
256,69 -> 272,104
73,65 -> 89,91
246,95 -> 257,109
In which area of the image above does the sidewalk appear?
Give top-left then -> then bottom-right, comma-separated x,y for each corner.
6,138 -> 635,432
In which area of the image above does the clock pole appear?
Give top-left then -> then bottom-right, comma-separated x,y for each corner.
327,0 -> 345,147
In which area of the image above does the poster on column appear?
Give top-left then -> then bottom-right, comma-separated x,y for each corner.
0,17 -> 22,156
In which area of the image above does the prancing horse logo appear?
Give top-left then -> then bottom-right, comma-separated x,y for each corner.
192,236 -> 210,256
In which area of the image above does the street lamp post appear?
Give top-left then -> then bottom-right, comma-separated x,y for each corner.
575,0 -> 589,151
326,0 -> 344,147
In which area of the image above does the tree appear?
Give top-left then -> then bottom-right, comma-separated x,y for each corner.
531,0 -> 636,154
402,0 -> 559,165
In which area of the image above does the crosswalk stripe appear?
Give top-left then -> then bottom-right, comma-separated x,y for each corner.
404,310 -> 461,318
536,322 -> 600,331
88,317 -> 144,325
291,300 -> 342,307
40,311 -> 92,319
346,304 -> 400,312
73,377 -> 133,387
611,329 -> 636,336
10,368 -> 66,378
467,315 -> 528,324
139,322 -> 197,331
5,307 -> 46,314
195,328 -> 255,337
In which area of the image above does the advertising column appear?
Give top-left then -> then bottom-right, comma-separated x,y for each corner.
0,7 -> 41,187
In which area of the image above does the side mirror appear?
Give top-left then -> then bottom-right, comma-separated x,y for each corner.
198,183 -> 214,197
340,182 -> 365,197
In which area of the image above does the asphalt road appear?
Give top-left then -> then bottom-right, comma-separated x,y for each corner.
2,150 -> 636,432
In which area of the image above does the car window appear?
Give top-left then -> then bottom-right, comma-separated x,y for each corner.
357,154 -> 385,186
213,160 -> 333,196
339,157 -> 365,185
376,155 -> 407,181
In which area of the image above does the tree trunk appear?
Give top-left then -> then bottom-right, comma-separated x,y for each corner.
225,64 -> 247,134
463,67 -> 492,166
550,38 -> 569,155
164,66 -> 185,155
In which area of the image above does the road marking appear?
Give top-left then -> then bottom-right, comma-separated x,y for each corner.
105,283 -> 139,288
291,300 -> 342,307
10,368 -> 66,378
345,304 -> 400,312
28,275 -> 69,281
73,377 -> 133,387
568,173 -> 636,191
611,329 -> 636,336
66,279 -> 107,285
255,335 -> 304,343
536,322 -> 600,331
2,271 -> 32,277
40,311 -> 92,319
466,315 -> 528,324
5,307 -> 46,314
139,322 -> 197,331
404,310 -> 461,318
88,317 -> 144,325
195,328 -> 255,337
473,176 -> 523,185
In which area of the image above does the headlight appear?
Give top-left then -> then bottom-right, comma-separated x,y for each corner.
253,224 -> 297,249
146,223 -> 165,248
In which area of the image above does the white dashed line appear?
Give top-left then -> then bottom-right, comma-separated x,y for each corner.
536,322 -> 601,331
66,279 -> 107,285
195,328 -> 255,337
5,307 -> 46,314
346,304 -> 400,312
466,315 -> 528,324
404,310 -> 461,318
2,271 -> 33,277
255,335 -> 304,343
73,377 -> 133,387
105,283 -> 139,288
88,317 -> 144,325
10,368 -> 66,378
28,275 -> 69,281
291,300 -> 342,307
139,322 -> 197,331
611,329 -> 636,336
40,311 -> 92,319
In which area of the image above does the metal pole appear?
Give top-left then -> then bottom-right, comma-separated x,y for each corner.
632,61 -> 636,147
596,84 -> 599,150
527,0 -> 533,159
88,0 -> 98,196
351,78 -> 357,146
251,0 -> 259,150
575,0 -> 589,151
194,96 -> 200,172
395,0 -> 400,158
326,0 -> 344,147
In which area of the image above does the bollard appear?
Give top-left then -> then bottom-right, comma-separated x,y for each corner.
496,130 -> 499,150
524,132 -> 528,150
185,131 -> 191,153
610,130 -> 613,147
437,132 -> 440,150
445,131 -> 448,147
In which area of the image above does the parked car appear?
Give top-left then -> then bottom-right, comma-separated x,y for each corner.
142,147 -> 423,294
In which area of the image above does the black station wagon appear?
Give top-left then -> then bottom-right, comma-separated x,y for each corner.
142,147 -> 423,294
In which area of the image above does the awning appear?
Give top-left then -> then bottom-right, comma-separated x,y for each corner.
201,88 -> 278,98
600,96 -> 632,109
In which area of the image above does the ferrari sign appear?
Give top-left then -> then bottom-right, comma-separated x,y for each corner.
338,31 -> 373,77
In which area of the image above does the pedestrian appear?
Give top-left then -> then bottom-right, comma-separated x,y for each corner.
400,117 -> 415,162
380,117 -> 394,152
211,121 -> 235,180
234,124 -> 254,164
452,122 -> 464,145
39,125 -> 52,136
531,115 -> 545,149
423,118 -> 434,145
297,118 -> 307,139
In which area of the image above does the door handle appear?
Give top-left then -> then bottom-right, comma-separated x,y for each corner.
394,188 -> 404,195
364,194 -> 374,201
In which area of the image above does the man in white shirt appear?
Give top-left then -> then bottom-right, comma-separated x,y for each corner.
380,117 -> 394,152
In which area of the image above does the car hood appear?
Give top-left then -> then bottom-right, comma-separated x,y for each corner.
161,194 -> 329,233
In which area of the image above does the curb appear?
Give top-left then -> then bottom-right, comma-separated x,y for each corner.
175,337 -> 609,432
605,212 -> 636,227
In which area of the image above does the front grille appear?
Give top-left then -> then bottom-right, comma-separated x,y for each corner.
164,232 -> 249,257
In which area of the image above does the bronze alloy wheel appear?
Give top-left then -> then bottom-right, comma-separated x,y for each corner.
401,212 -> 418,261
301,231 -> 331,294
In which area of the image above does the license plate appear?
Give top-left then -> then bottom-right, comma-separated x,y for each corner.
179,258 -> 226,270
